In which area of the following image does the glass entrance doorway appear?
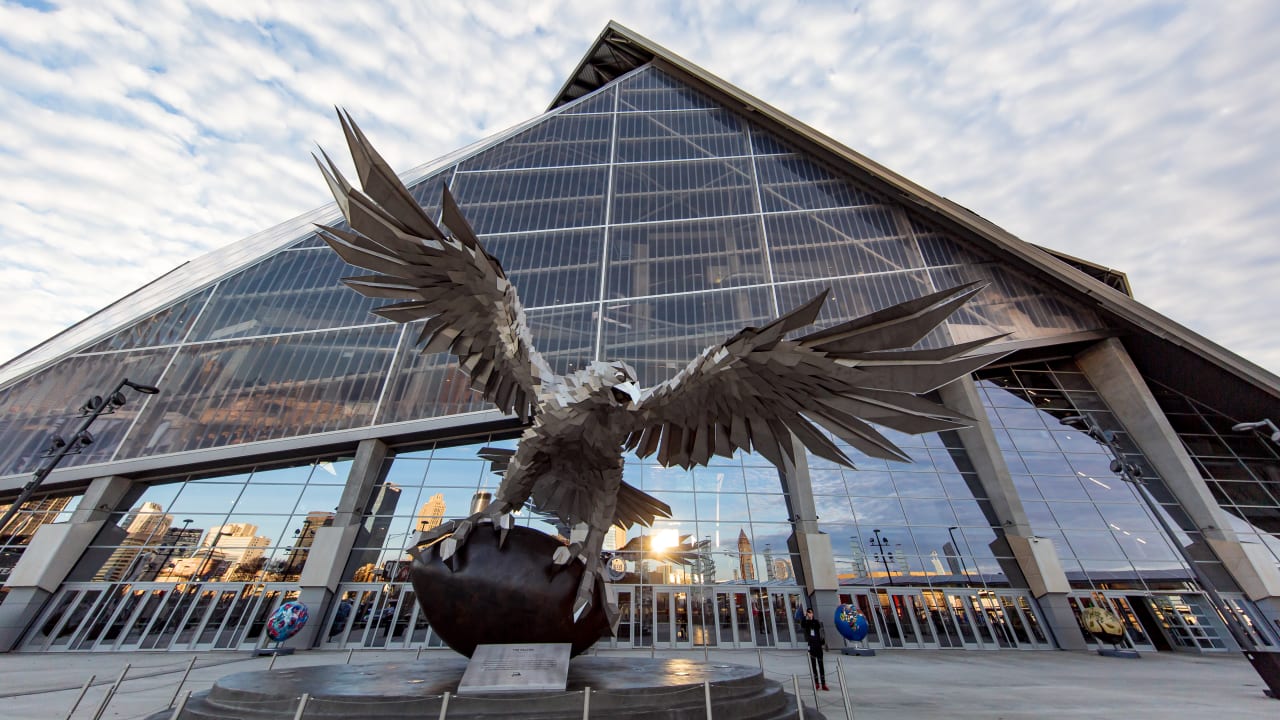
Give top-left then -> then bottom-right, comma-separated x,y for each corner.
840,588 -> 1049,650
611,585 -> 803,649
22,582 -> 294,652
1069,591 -> 1235,653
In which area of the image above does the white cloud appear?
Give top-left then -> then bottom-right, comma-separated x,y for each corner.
0,0 -> 1277,378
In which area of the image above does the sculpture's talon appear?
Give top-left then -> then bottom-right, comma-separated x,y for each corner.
572,570 -> 596,623
440,537 -> 458,570
597,574 -> 619,632
551,545 -> 574,568
552,541 -> 583,571
453,519 -> 474,544
496,513 -> 512,548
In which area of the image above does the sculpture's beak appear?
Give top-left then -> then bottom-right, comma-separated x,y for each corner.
611,381 -> 641,406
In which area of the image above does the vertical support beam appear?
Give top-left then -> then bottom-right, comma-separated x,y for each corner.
0,475 -> 134,651
938,377 -> 1087,650
1076,338 -> 1280,625
779,437 -> 840,626
290,439 -> 390,650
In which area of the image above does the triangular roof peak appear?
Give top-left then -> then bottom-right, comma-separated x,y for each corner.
560,22 -> 1278,408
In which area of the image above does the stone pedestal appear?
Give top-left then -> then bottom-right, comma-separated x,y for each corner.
151,657 -> 823,719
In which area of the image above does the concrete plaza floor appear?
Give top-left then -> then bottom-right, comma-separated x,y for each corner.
0,645 -> 1274,719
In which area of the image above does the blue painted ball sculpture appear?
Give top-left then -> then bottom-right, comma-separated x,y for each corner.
834,604 -> 869,642
266,601 -> 310,643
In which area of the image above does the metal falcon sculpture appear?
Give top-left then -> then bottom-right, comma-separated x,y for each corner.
315,111 -> 1006,624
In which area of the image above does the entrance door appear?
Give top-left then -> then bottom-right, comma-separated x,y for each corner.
749,588 -> 774,646
1147,594 -> 1230,652
868,589 -> 939,649
1067,592 -> 1154,652
689,588 -> 715,647
921,590 -> 978,649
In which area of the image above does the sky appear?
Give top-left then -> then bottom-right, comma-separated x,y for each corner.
0,0 -> 1278,376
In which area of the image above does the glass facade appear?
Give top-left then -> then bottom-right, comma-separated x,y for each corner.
0,63 -> 1106,482
975,361 -> 1199,590
1148,380 -> 1280,566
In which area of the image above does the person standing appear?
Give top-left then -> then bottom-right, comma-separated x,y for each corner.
800,608 -> 829,691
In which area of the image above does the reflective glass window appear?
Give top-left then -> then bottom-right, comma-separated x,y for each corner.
119,325 -> 398,458
611,159 -> 757,224
451,167 -> 609,234
616,109 -> 747,163
599,287 -> 774,388
976,362 -> 1192,591
0,348 -> 173,477
0,491 -> 82,583
606,216 -> 767,299
618,67 -> 718,112
485,228 -> 604,308
188,249 -> 386,342
755,154 -> 881,213
68,457 -> 351,583
459,114 -> 613,171
78,288 -> 212,353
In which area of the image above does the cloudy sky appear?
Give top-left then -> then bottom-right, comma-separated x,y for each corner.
1,0 -> 1278,376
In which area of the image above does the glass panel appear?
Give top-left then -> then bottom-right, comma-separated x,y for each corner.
188,250 -> 386,342
616,109 -> 747,163
450,166 -> 609,234
79,288 -> 212,353
606,216 -> 767,299
483,228 -> 604,307
600,287 -> 773,388
0,348 -> 172,476
562,85 -> 616,115
459,114 -> 613,171
618,67 -> 717,112
119,325 -> 397,458
611,158 -> 757,224
755,154 -> 881,212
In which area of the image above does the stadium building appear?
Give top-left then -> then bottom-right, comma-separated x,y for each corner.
0,23 -> 1278,655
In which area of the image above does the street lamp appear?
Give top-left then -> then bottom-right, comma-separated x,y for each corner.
0,378 -> 160,534
1232,419 -> 1280,445
947,526 -> 971,582
1062,414 -> 1280,699
869,529 -> 895,585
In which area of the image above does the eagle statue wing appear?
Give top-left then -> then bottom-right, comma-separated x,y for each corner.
314,110 -> 553,420
625,283 -> 1008,470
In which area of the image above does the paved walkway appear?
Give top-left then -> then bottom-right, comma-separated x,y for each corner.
0,646 -> 1273,719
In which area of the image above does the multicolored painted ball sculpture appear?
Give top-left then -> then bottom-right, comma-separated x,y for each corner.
834,604 -> 869,642
266,601 -> 310,643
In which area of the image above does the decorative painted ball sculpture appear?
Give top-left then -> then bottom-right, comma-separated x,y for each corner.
266,601 -> 310,643
1080,606 -> 1126,645
834,604 -> 869,642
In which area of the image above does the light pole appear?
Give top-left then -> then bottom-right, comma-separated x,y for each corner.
869,529 -> 895,586
161,518 -> 194,580
1232,419 -> 1280,444
0,378 -> 160,533
947,526 -> 971,582
1062,414 -> 1280,699
199,529 -> 228,582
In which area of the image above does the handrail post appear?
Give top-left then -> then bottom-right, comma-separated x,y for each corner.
62,674 -> 95,720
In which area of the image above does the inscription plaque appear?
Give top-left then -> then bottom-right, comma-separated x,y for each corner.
458,643 -> 572,694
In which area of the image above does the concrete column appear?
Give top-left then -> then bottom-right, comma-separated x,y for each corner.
780,437 -> 841,629
1077,339 -> 1280,626
290,439 -> 390,649
0,475 -> 135,651
938,377 -> 1087,650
